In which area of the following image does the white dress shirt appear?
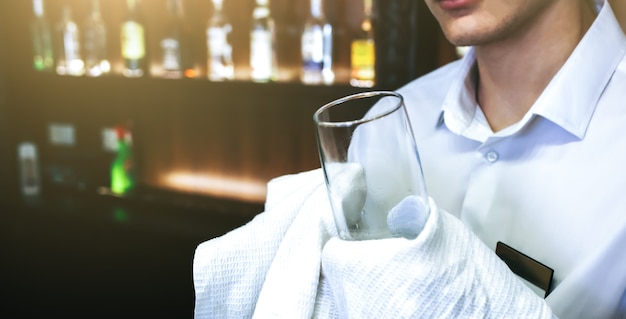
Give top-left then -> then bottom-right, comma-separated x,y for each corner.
397,2 -> 626,318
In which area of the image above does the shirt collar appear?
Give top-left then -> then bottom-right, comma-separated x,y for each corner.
533,1 -> 626,139
439,2 -> 626,140
439,48 -> 478,135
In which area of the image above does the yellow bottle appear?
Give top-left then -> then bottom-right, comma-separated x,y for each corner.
350,0 -> 375,88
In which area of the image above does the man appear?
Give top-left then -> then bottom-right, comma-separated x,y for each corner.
378,0 -> 624,316
194,0 -> 626,318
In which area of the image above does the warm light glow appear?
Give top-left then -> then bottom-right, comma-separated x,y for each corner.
164,172 -> 267,202
184,69 -> 198,78
456,46 -> 471,58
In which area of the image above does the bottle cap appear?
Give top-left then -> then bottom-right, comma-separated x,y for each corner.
212,0 -> 223,10
311,0 -> 323,18
115,126 -> 126,140
32,0 -> 44,17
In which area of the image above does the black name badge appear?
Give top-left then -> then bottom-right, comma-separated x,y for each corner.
495,241 -> 554,298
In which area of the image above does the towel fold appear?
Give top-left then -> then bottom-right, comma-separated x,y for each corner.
192,169 -> 331,318
321,197 -> 555,319
193,169 -> 555,318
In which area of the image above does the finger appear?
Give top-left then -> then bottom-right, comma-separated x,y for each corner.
387,195 -> 430,239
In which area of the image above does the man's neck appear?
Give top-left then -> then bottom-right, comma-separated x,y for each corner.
475,0 -> 597,132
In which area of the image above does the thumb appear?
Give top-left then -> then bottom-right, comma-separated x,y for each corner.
386,195 -> 431,239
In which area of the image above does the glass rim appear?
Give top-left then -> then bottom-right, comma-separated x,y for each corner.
313,91 -> 404,128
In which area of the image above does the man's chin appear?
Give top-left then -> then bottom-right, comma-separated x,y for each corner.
443,28 -> 492,48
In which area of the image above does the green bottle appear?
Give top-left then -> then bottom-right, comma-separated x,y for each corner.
31,0 -> 54,71
110,126 -> 135,195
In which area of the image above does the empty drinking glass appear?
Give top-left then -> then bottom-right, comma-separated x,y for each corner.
314,91 -> 429,240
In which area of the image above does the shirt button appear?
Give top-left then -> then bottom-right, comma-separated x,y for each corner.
486,151 -> 499,163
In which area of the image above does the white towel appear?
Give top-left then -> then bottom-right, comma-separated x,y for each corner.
193,169 -> 334,318
193,169 -> 555,318
321,197 -> 555,319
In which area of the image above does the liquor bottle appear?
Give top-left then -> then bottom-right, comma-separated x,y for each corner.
30,0 -> 54,72
161,0 -> 197,79
83,0 -> 110,77
301,0 -> 334,85
121,0 -> 147,78
55,5 -> 85,76
18,142 -> 40,197
250,0 -> 277,82
350,0 -> 375,88
110,126 -> 135,195
207,0 -> 234,81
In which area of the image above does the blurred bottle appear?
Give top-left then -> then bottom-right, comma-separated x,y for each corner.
83,0 -> 110,77
56,5 -> 85,76
110,126 -> 135,196
30,0 -> 54,72
250,0 -> 277,82
301,0 -> 334,85
350,0 -> 375,88
18,142 -> 41,197
207,0 -> 234,81
121,0 -> 147,78
161,0 -> 197,79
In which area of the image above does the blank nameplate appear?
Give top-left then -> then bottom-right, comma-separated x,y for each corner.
495,241 -> 554,298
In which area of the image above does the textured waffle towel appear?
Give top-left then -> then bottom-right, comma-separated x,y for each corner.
192,169 -> 335,318
193,169 -> 555,319
320,196 -> 555,318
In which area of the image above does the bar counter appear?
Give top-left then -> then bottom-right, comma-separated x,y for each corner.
0,187 -> 262,318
